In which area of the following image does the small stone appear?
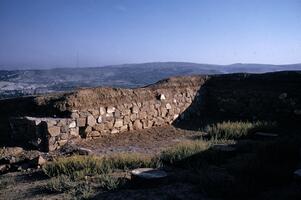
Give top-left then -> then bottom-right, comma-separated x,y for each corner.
114,119 -> 123,128
131,168 -> 168,183
130,114 -> 137,121
89,109 -> 99,117
58,139 -> 68,146
69,121 -> 76,128
97,116 -> 102,123
77,147 -> 92,155
89,131 -> 101,137
279,93 -> 287,100
133,120 -> 143,130
132,106 -> 139,114
173,114 -> 179,120
120,125 -> 128,132
114,110 -> 121,118
0,164 -> 9,174
107,106 -> 116,114
165,103 -> 172,110
138,111 -> 147,119
111,129 -> 119,134
160,94 -> 166,100
99,107 -> 106,115
83,126 -> 92,137
47,126 -> 61,137
70,127 -> 79,136
31,155 -> 47,166
161,108 -> 168,117
87,116 -> 96,126
71,112 -> 79,119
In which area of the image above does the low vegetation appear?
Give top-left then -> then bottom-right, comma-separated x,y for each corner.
42,153 -> 157,199
204,121 -> 277,139
40,120 -> 298,199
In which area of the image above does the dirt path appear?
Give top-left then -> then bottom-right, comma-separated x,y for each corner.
76,126 -> 203,155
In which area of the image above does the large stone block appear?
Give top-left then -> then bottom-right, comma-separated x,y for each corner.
77,117 -> 86,127
114,119 -> 123,128
123,115 -> 131,124
47,126 -> 61,137
93,123 -> 104,132
87,115 -> 96,126
104,121 -> 114,129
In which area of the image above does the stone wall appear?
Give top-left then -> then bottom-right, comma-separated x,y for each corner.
3,71 -> 301,151
70,90 -> 196,139
5,76 -> 207,151
10,117 -> 79,151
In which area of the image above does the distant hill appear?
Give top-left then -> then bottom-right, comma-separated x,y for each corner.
0,62 -> 300,99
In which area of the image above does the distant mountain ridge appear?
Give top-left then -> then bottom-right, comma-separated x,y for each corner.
0,62 -> 300,99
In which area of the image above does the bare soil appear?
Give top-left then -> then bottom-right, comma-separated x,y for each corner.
76,126 -> 203,155
0,126 -> 206,200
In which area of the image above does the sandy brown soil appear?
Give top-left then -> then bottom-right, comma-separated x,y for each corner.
76,126 -> 204,155
0,126 -> 206,200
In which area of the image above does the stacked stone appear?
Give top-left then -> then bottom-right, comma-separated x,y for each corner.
9,88 -> 197,151
42,118 -> 79,151
10,117 -> 79,151
70,89 -> 196,139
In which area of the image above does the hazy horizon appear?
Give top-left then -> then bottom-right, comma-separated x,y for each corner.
1,0 -> 301,69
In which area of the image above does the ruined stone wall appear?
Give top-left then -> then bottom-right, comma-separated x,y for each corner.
5,76 -> 207,151
10,117 -> 80,151
3,71 -> 301,151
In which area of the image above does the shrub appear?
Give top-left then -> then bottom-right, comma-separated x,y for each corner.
43,153 -> 158,179
204,121 -> 277,140
160,140 -> 211,165
43,155 -> 110,178
104,153 -> 158,170
44,175 -> 76,193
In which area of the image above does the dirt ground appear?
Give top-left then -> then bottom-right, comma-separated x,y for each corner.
76,126 -> 203,155
0,126 -> 206,200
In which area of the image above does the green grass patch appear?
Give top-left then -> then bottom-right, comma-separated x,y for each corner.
204,121 -> 277,140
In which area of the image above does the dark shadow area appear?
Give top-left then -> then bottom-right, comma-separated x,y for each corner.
160,133 -> 301,199
173,71 -> 301,132
0,93 -> 71,147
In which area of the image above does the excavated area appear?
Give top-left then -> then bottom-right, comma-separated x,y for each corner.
75,126 -> 203,155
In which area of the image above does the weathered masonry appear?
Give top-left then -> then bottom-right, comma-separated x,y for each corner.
5,76 -> 207,151
1,72 -> 301,151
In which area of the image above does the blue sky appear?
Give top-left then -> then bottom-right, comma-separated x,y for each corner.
0,0 -> 301,68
